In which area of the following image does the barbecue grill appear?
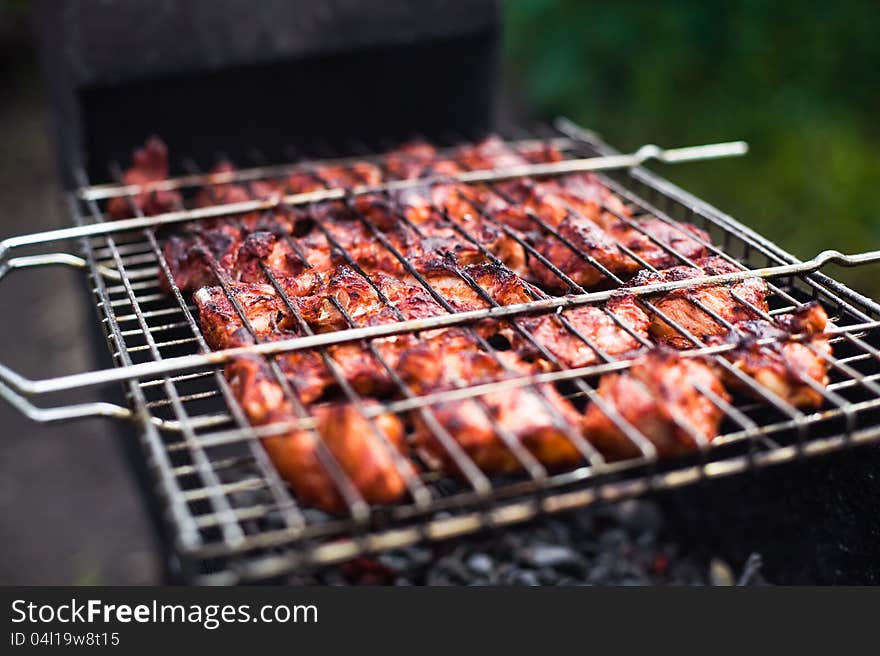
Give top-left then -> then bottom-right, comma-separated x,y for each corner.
8,0 -> 880,584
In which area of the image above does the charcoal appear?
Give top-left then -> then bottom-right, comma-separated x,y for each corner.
512,570 -> 541,586
737,553 -> 766,586
466,552 -> 493,576
518,544 -> 584,573
296,500 -> 770,586
378,552 -> 411,573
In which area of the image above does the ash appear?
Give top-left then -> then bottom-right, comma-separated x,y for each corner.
291,500 -> 768,586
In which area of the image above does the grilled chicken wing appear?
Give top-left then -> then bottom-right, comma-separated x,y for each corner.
710,302 -> 831,408
583,350 -> 729,460
628,256 -> 769,348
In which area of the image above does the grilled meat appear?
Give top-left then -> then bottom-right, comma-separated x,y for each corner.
710,302 -> 831,408
398,334 -> 584,473
583,350 -> 729,460
628,256 -> 769,348
297,265 -> 445,333
608,218 -> 709,269
110,135 -> 840,512
245,398 -> 410,512
226,352 -> 332,413
530,213 -> 638,289
456,135 -> 531,170
518,295 -> 650,367
192,161 -> 284,231
194,283 -> 298,349
261,402 -> 409,513
107,137 -> 182,219
414,259 -> 540,314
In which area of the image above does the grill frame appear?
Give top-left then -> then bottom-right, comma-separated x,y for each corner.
18,119 -> 880,584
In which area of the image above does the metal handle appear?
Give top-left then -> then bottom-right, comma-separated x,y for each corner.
0,250 -> 133,424
0,252 -> 121,282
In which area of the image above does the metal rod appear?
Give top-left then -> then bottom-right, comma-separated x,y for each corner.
0,248 -> 878,399
0,140 -> 748,259
78,137 -> 579,201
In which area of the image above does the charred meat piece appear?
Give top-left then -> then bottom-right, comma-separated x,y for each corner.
416,204 -> 528,275
161,223 -> 249,293
518,295 -> 651,368
261,402 -> 410,513
298,265 -> 445,333
416,259 -> 540,313
583,350 -> 729,460
315,162 -> 382,188
628,256 -> 769,348
226,352 -> 333,416
551,173 -> 632,229
607,218 -> 709,270
397,334 -> 584,473
455,135 -> 530,170
233,231 -> 310,283
194,162 -> 279,208
385,141 -> 439,179
192,162 -> 284,230
711,302 -> 831,408
194,283 -> 298,350
530,213 -> 639,290
107,137 -> 182,219
225,362 -> 411,513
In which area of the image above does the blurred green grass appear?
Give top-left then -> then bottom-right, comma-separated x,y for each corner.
504,0 -> 880,296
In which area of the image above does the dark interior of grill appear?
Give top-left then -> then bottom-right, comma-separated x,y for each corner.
30,0 -> 880,584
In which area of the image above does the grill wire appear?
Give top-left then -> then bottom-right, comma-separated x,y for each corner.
65,121 -> 880,584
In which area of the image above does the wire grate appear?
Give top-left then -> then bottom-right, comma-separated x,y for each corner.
34,121 -> 880,582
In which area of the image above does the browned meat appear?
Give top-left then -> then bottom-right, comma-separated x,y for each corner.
385,141 -> 439,179
518,295 -> 650,367
194,283 -> 298,350
233,231 -> 307,282
226,353 -> 332,415
397,334 -> 584,473
627,256 -> 769,348
192,162 -> 284,231
194,162 -> 274,208
530,213 -> 640,290
315,161 -> 382,188
710,302 -> 831,408
262,402 -> 409,513
414,203 -> 528,275
583,350 -> 729,460
297,265 -> 445,333
415,259 -> 540,314
107,137 -> 182,219
608,218 -> 709,270
553,173 -> 631,229
456,136 -> 530,170
354,189 -> 433,231
249,407 -> 409,513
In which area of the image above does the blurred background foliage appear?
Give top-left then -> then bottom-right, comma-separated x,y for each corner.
504,0 -> 880,295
